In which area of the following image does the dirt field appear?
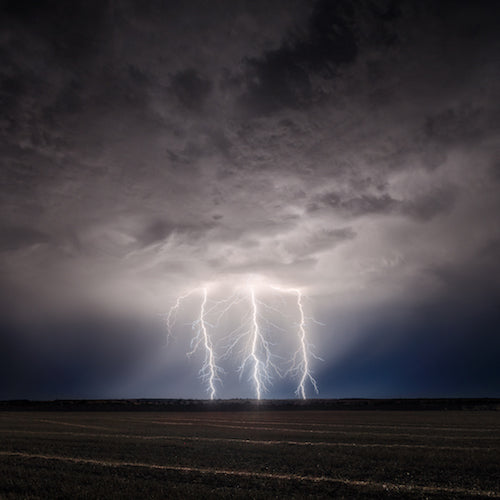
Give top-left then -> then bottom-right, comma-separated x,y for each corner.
0,410 -> 499,498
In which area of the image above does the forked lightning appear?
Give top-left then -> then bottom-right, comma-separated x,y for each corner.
165,280 -> 320,399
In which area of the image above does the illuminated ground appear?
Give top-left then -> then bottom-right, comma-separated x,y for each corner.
0,410 -> 499,498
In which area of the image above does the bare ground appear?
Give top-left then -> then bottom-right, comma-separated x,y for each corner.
0,410 -> 499,498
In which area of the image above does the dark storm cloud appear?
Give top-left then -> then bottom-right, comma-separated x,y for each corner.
312,186 -> 456,221
0,226 -> 47,251
138,219 -> 175,247
424,105 -> 492,146
170,69 -> 212,112
0,0 -> 499,398
403,186 -> 457,221
315,191 -> 398,217
491,161 -> 500,181
2,0 -> 110,63
238,0 -> 403,115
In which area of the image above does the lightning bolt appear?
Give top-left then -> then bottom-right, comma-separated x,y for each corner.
168,287 -> 222,399
166,290 -> 195,340
187,287 -> 220,400
249,287 -> 263,399
293,288 -> 319,399
271,286 -> 319,399
233,286 -> 280,400
165,279 -> 321,400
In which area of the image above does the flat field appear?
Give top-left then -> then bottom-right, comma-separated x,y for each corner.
0,410 -> 499,498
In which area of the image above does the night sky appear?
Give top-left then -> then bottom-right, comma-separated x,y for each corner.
1,0 -> 499,399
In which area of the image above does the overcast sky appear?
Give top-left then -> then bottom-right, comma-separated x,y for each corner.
1,0 -> 499,399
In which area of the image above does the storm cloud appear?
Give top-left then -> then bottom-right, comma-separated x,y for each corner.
0,0 -> 499,398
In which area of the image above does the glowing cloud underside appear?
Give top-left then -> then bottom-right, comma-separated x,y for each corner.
165,280 -> 320,400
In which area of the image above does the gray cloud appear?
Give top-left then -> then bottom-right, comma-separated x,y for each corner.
170,69 -> 212,112
0,0 -> 499,398
403,186 -> 457,221
311,186 -> 456,221
137,219 -> 175,247
0,226 -> 48,252
315,192 -> 398,217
